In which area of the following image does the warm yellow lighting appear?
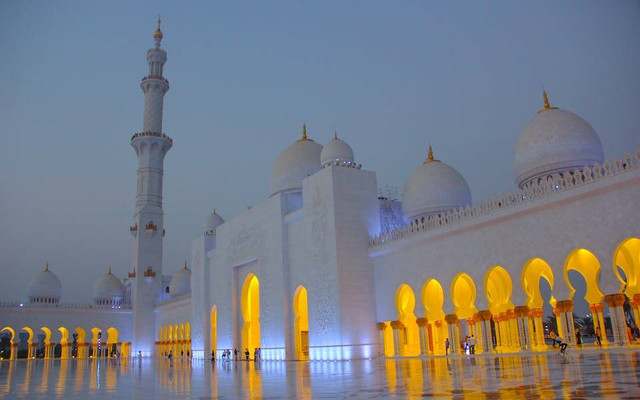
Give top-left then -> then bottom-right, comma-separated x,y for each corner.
564,248 -> 604,304
521,258 -> 555,309
451,273 -> 477,319
395,284 -> 420,356
241,274 -> 261,355
293,286 -> 309,360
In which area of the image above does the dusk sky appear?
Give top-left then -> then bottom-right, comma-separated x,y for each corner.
1,1 -> 638,315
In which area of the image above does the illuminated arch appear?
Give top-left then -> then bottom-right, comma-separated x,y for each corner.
41,327 -> 52,345
422,279 -> 445,321
564,248 -> 604,304
241,274 -> 261,355
484,266 -> 514,315
1,327 -> 16,342
58,326 -> 70,359
614,238 -> 640,296
395,284 -> 420,356
106,327 -> 118,344
451,273 -> 477,319
210,305 -> 217,354
74,327 -> 86,343
521,258 -> 555,308
293,286 -> 309,360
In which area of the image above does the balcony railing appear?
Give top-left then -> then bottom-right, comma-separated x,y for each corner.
131,131 -> 173,144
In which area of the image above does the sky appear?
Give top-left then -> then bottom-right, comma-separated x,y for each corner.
0,1 -> 638,316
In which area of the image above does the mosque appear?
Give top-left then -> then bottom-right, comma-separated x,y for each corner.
1,22 -> 639,362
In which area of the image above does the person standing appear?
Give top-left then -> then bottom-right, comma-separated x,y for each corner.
469,335 -> 476,354
575,331 -> 582,347
595,327 -> 602,346
550,331 -> 557,347
445,338 -> 450,355
234,348 -> 238,360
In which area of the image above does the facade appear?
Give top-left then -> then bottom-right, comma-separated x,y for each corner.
1,24 -> 639,361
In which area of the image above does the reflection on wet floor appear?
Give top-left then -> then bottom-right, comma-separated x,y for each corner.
1,349 -> 639,399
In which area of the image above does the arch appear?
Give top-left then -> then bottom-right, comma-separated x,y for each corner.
210,306 -> 217,354
57,327 -> 70,359
41,327 -> 52,344
241,274 -> 261,355
74,327 -> 86,344
613,237 -> 640,296
521,258 -> 555,309
421,279 -> 445,321
421,279 -> 447,355
395,284 -> 420,356
293,286 -> 309,360
1,327 -> 16,342
564,248 -> 604,304
20,327 -> 34,345
450,273 -> 477,319
106,327 -> 118,344
484,266 -> 514,315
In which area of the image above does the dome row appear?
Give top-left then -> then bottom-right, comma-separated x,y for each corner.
270,125 -> 355,196
28,262 -> 192,305
266,93 -> 604,224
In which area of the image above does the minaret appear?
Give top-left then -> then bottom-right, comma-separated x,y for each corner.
129,18 -> 172,355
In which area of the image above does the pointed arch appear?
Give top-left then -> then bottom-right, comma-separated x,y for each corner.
421,279 -> 445,321
293,285 -> 309,360
521,258 -> 555,309
451,273 -> 477,319
210,305 -> 217,354
564,248 -> 604,304
241,274 -> 261,355
395,284 -> 420,356
613,237 -> 640,296
484,266 -> 514,315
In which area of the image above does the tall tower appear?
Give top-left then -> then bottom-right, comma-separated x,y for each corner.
129,18 -> 172,355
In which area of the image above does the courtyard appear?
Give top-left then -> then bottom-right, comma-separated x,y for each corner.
1,347 -> 639,399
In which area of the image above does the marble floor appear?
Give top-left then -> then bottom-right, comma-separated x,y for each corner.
1,348 -> 639,399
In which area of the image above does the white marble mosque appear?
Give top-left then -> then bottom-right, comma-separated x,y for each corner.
1,20 -> 639,365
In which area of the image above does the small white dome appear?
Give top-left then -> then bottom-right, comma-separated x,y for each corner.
514,92 -> 604,188
402,146 -> 472,222
270,125 -> 323,196
321,133 -> 355,167
169,263 -> 191,297
28,264 -> 62,304
203,209 -> 224,233
93,268 -> 125,305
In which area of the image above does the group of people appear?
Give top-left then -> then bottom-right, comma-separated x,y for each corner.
443,335 -> 476,355
211,347 -> 262,362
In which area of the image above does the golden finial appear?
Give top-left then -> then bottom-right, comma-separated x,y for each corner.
183,261 -> 188,269
297,123 -> 312,141
334,131 -> 338,140
45,262 -> 49,271
108,266 -> 112,275
213,208 -> 216,214
154,16 -> 163,41
538,90 -> 558,113
423,143 -> 439,164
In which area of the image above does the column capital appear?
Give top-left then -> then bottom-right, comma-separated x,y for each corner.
528,308 -> 543,318
434,320 -> 443,328
555,299 -> 574,313
416,317 -> 429,327
514,305 -> 530,317
604,293 -> 626,307
633,294 -> 640,305
475,310 -> 492,321
376,322 -> 387,331
390,320 -> 405,330
444,314 -> 459,324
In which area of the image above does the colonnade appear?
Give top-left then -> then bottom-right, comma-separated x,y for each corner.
0,325 -> 128,360
157,322 -> 191,357
379,238 -> 640,357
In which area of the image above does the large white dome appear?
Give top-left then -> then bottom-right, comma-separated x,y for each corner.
270,125 -> 323,196
321,133 -> 355,167
169,263 -> 191,297
402,146 -> 472,223
93,268 -> 125,305
28,264 -> 62,304
514,92 -> 604,188
203,209 -> 224,233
